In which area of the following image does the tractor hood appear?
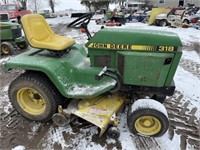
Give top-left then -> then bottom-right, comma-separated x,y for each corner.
0,22 -> 20,28
86,28 -> 182,51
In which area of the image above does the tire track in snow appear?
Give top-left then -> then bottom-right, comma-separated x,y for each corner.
164,91 -> 200,150
179,58 -> 200,79
132,135 -> 162,150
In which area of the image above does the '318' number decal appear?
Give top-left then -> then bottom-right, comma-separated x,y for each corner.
159,46 -> 174,52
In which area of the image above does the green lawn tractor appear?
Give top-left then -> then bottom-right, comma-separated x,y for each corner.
0,22 -> 28,55
4,13 -> 182,139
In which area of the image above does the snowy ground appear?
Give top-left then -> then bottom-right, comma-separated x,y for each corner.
0,15 -> 199,150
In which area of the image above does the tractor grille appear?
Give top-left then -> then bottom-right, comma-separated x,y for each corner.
0,14 -> 9,22
94,55 -> 111,67
117,54 -> 124,76
12,28 -> 22,38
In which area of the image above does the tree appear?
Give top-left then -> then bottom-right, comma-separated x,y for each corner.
81,0 -> 115,12
93,1 -> 110,11
1,0 -> 9,4
28,0 -> 44,13
80,0 -> 93,12
48,0 -> 55,13
10,0 -> 28,9
17,0 -> 27,10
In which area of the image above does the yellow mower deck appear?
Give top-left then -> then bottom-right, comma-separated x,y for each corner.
63,93 -> 125,136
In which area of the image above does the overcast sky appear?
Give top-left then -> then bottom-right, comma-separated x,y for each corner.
41,0 -> 116,12
55,0 -> 85,11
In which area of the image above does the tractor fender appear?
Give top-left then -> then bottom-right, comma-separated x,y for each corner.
4,44 -> 116,98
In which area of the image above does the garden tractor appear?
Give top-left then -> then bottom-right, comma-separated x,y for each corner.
0,22 -> 28,55
4,13 -> 182,139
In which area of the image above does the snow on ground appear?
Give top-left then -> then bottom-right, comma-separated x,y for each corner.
175,66 -> 200,114
1,15 -> 199,150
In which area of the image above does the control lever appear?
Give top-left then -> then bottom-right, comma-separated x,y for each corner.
95,66 -> 107,81
95,66 -> 121,93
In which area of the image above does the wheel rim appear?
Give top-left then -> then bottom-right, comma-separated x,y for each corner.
17,88 -> 46,115
18,42 -> 26,48
1,45 -> 9,54
162,22 -> 166,26
134,116 -> 161,136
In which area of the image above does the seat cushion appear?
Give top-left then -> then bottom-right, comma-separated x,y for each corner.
30,34 -> 75,50
22,14 -> 76,51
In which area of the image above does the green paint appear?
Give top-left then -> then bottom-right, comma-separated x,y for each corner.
5,28 -> 182,98
165,50 -> 182,86
0,22 -> 21,40
117,51 -> 174,86
4,44 -> 116,98
0,22 -> 26,48
86,28 -> 182,48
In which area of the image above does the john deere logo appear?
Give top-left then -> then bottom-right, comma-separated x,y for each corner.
88,43 -> 176,52
89,43 -> 132,50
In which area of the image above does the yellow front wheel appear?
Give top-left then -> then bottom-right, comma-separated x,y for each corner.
9,72 -> 64,122
127,99 -> 169,137
134,116 -> 161,136
1,42 -> 14,55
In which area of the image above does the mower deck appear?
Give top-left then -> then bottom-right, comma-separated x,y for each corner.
63,93 -> 125,136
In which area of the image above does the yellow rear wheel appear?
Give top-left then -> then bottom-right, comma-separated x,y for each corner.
17,88 -> 46,115
9,72 -> 64,122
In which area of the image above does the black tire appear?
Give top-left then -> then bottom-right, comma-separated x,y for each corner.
127,99 -> 169,137
17,41 -> 28,49
1,42 -> 14,55
154,20 -> 159,26
182,19 -> 189,24
159,20 -> 168,27
152,95 -> 166,103
9,71 -> 64,122
107,126 -> 120,139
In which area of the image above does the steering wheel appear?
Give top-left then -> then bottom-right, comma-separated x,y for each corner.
67,12 -> 95,29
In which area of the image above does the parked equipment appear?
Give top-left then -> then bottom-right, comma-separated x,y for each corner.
4,14 -> 182,138
0,22 -> 28,55
196,19 -> 200,29
154,8 -> 185,26
0,3 -> 31,23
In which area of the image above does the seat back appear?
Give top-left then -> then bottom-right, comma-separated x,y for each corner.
21,14 -> 54,46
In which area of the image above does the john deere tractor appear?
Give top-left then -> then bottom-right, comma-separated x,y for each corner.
4,13 -> 182,138
0,22 -> 28,55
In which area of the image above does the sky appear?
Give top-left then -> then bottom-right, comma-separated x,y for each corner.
55,0 -> 86,11
44,0 -> 116,12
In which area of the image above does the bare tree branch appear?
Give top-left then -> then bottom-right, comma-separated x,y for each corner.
1,0 -> 10,4
28,0 -> 43,13
17,0 -> 27,9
